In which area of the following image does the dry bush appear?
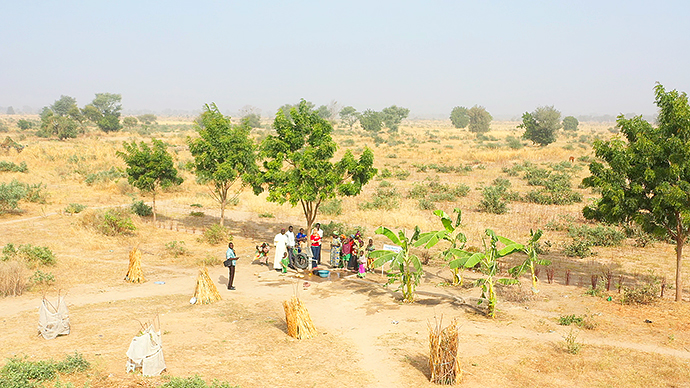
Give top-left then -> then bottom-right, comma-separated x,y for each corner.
79,208 -> 137,236
0,260 -> 27,296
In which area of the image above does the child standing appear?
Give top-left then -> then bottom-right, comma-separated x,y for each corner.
357,254 -> 366,278
366,238 -> 375,272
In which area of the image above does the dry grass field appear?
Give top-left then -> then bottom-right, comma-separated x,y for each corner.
1,116 -> 690,387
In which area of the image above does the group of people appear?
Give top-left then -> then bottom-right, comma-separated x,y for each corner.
224,223 -> 380,290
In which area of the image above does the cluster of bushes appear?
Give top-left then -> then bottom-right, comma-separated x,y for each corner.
0,352 -> 90,387
0,180 -> 47,213
407,179 -> 470,210
562,224 -> 625,258
412,163 -> 473,174
200,224 -> 232,245
358,183 -> 400,210
319,199 -> 342,216
84,167 -> 126,185
80,208 -> 136,236
2,243 -> 56,266
503,161 -> 582,205
378,168 -> 410,180
479,178 -> 519,214
321,221 -> 365,238
0,161 -> 27,173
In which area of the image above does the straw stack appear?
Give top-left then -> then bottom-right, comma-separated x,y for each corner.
428,319 -> 461,385
124,247 -> 145,283
193,267 -> 222,305
283,295 -> 317,339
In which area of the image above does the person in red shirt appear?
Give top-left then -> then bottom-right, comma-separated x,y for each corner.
310,229 -> 322,268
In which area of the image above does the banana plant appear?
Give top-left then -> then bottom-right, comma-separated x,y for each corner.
509,229 -> 551,293
451,229 -> 524,318
414,208 -> 468,285
370,226 -> 423,303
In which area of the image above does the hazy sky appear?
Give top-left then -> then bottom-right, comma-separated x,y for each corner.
2,1 -> 689,118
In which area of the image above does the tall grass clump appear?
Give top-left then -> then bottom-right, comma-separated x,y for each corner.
0,261 -> 27,296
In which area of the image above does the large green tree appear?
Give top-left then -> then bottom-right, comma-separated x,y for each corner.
358,109 -> 383,133
468,105 -> 492,134
381,105 -> 410,131
582,84 -> 690,302
520,105 -> 562,146
189,103 -> 258,226
339,106 -> 358,130
37,95 -> 81,140
562,115 -> 579,131
255,100 -> 377,231
449,106 -> 470,129
84,93 -> 122,132
118,139 -> 183,223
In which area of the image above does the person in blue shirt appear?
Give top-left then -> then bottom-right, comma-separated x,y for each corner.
225,242 -> 237,290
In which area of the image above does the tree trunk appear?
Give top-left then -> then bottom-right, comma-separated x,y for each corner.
152,192 -> 157,224
676,237 -> 684,302
219,200 -> 226,227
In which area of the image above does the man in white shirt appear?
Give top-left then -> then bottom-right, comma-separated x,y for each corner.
273,228 -> 288,271
285,225 -> 296,264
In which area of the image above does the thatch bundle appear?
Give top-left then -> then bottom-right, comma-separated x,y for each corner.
193,267 -> 222,305
428,319 -> 461,385
125,247 -> 145,283
283,295 -> 317,339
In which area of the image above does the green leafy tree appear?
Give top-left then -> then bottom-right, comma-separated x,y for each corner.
562,116 -> 579,131
520,105 -> 562,146
582,83 -> 690,302
450,106 -> 470,129
122,117 -> 138,129
381,105 -> 410,131
415,208 -> 467,285
509,229 -> 551,293
358,109 -> 383,133
137,114 -> 157,125
84,93 -> 122,132
370,226 -> 424,303
254,100 -> 377,232
468,105 -> 492,134
16,119 -> 33,130
189,103 -> 258,226
38,96 -> 82,140
339,106 -> 358,130
118,139 -> 183,223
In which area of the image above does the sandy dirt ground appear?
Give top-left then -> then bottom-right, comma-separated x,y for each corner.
3,208 -> 690,387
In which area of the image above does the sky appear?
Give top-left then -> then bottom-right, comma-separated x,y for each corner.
2,0 -> 690,119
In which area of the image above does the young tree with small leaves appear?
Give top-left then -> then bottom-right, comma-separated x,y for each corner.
118,139 -> 183,223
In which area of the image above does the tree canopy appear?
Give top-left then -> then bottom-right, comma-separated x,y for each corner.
582,83 -> 690,302
189,103 -> 257,226
467,105 -> 492,134
449,106 -> 470,129
562,115 -> 579,131
254,100 -> 377,231
339,106 -> 358,130
37,95 -> 82,140
520,105 -> 562,146
381,105 -> 410,131
84,93 -> 122,132
118,138 -> 183,223
358,109 -> 383,133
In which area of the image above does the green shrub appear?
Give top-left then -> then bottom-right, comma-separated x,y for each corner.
17,119 -> 33,130
0,161 -> 27,173
418,198 -> 435,210
567,225 -> 625,247
319,199 -> 342,216
64,203 -> 86,215
200,224 -> 232,245
84,167 -> 125,185
30,270 -> 55,286
321,221 -> 365,238
563,240 -> 593,258
23,182 -> 47,204
558,314 -> 584,326
258,212 -> 274,218
131,200 -> 153,217
505,135 -> 523,149
165,241 -> 188,258
160,375 -> 238,388
3,244 -> 56,266
379,180 -> 392,188
407,184 -> 428,199
622,283 -> 660,305
379,168 -> 392,178
190,211 -> 205,217
393,169 -> 410,180
358,187 -> 399,210
479,185 -> 508,214
81,208 -> 136,236
0,352 -> 89,388
190,203 -> 203,208
0,180 -> 27,213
